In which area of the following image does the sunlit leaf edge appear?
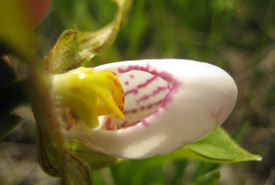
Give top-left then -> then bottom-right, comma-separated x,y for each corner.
150,127 -> 262,164
180,127 -> 262,163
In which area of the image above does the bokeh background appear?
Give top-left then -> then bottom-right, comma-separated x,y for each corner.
0,0 -> 274,184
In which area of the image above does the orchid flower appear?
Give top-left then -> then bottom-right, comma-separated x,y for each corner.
51,59 -> 238,159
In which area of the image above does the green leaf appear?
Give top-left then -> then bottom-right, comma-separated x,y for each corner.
67,140 -> 118,170
43,0 -> 132,73
0,113 -> 21,141
176,127 -> 262,163
191,169 -> 220,185
110,159 -> 166,185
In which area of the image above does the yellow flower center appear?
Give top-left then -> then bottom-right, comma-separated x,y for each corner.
52,67 -> 125,128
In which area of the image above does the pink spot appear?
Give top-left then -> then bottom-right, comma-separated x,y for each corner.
142,120 -> 149,127
120,121 -> 129,128
117,64 -> 151,76
123,108 -> 138,114
131,109 -> 138,113
130,75 -> 134,78
118,105 -> 123,111
153,108 -> 160,116
125,89 -> 138,96
146,104 -> 153,109
131,121 -> 139,126
66,124 -> 73,131
124,81 -> 129,85
144,100 -> 163,111
107,74 -> 120,87
119,121 -> 139,129
111,72 -> 117,76
153,99 -> 164,106
106,117 -> 115,130
124,99 -> 164,114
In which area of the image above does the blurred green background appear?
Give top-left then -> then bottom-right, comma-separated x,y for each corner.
1,0 -> 274,184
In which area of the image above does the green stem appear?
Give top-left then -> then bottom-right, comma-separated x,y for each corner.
28,59 -> 66,177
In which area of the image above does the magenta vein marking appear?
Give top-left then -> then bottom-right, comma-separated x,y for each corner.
124,99 -> 163,114
136,85 -> 169,105
119,121 -> 139,129
120,121 -> 128,128
117,64 -> 181,110
105,117 -> 115,130
125,89 -> 138,96
142,120 -> 149,127
137,75 -> 158,88
124,76 -> 158,96
65,124 -> 73,131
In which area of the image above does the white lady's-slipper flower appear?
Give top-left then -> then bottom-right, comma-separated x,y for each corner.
52,59 -> 238,159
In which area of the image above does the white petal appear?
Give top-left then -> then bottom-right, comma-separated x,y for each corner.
76,59 -> 238,159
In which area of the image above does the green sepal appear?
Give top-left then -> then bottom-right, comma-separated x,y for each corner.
61,139 -> 119,185
67,140 -> 118,170
62,152 -> 94,185
37,127 -> 62,177
43,0 -> 132,73
0,113 -> 21,141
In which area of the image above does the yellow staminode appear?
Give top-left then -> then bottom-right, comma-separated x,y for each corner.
52,67 -> 125,128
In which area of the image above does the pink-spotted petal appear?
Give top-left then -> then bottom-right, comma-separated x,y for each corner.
69,59 -> 238,159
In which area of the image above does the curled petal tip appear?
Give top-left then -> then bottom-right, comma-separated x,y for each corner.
66,59 -> 238,159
